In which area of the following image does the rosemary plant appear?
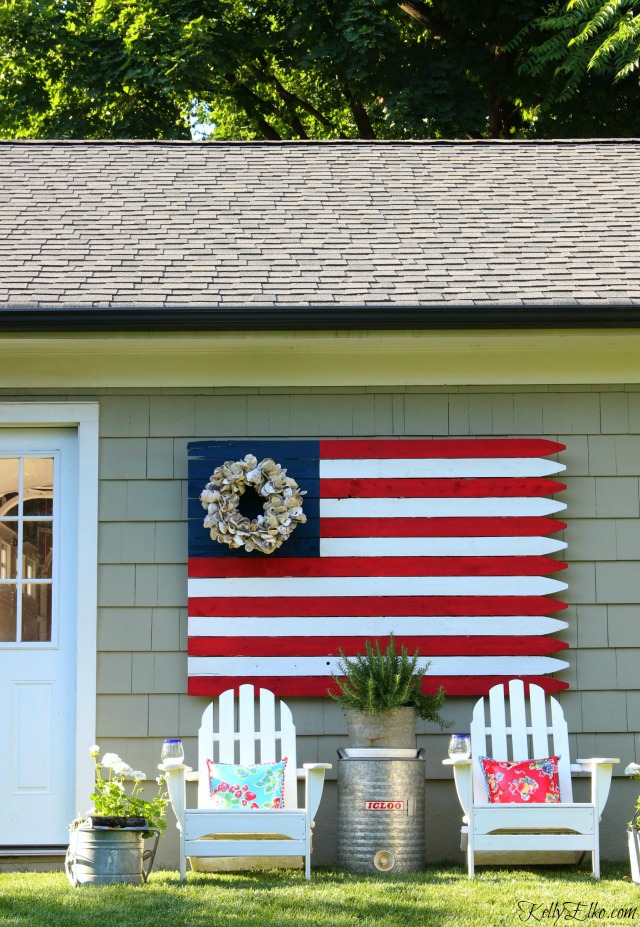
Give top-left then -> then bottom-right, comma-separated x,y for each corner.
328,635 -> 451,726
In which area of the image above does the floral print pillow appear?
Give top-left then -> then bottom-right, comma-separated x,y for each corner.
206,758 -> 287,809
479,755 -> 561,804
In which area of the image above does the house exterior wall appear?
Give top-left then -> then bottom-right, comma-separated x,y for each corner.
3,383 -> 638,869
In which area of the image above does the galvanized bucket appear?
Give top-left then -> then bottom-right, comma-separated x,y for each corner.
337,749 -> 425,874
66,826 -> 159,886
344,708 -> 418,749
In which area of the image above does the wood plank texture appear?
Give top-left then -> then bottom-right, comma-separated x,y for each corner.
187,437 -> 569,697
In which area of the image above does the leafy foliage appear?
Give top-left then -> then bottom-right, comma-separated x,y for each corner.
328,635 -> 450,725
1,0 -> 638,139
0,0 -> 591,140
516,0 -> 640,102
0,0 -> 191,138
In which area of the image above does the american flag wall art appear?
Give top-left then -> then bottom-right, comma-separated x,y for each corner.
187,439 -> 569,698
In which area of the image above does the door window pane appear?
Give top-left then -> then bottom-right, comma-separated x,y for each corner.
21,584 -> 52,642
0,459 -> 19,515
0,523 -> 18,578
23,459 -> 53,516
23,522 -> 53,579
0,585 -> 17,641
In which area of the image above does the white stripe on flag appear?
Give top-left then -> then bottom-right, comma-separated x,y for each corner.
320,537 -> 567,556
319,458 -> 566,479
320,497 -> 566,518
187,655 -> 570,677
187,615 -> 570,637
188,575 -> 568,598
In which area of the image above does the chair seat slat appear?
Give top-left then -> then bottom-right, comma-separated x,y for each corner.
550,693 -> 573,801
507,679 -> 529,759
217,688 -> 237,764
259,687 -> 277,764
238,684 -> 257,765
529,684 -> 551,760
488,684 -> 508,758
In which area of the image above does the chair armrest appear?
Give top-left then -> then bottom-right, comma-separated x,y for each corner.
301,764 -> 331,822
574,758 -> 620,818
575,757 -> 620,766
158,764 -> 193,829
158,762 -> 193,774
159,762 -> 197,782
442,758 -> 473,818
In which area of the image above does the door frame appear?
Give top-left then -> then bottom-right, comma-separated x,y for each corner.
0,403 -> 99,836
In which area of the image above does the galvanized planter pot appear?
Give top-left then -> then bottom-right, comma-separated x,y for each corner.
344,707 -> 418,749
65,824 -> 159,886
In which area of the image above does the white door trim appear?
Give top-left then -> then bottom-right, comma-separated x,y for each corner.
0,403 -> 99,834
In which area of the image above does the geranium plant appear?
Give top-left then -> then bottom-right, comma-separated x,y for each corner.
70,746 -> 169,837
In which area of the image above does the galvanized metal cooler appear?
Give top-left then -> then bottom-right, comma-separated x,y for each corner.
336,748 -> 426,873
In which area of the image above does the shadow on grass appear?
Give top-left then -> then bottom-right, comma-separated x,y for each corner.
0,875 -> 448,927
0,863 -> 634,927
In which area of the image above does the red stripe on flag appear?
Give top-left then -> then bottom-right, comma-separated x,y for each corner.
320,439 -> 566,459
188,635 -> 570,658
188,595 -> 568,618
321,477 -> 566,499
321,516 -> 567,538
188,675 -> 570,698
188,556 -> 567,578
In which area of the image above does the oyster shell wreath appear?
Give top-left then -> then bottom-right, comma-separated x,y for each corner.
200,454 -> 307,555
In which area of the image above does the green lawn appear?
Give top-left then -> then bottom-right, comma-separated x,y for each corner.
0,865 -> 638,927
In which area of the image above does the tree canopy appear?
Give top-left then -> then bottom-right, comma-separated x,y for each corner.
519,0 -> 640,99
0,0 -> 638,140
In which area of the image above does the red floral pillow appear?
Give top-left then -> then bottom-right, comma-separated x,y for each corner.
479,755 -> 561,804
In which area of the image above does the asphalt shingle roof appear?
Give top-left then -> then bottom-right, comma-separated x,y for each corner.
1,139 -> 639,310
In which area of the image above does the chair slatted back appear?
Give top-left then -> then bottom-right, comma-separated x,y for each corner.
470,680 -> 573,804
198,684 -> 299,809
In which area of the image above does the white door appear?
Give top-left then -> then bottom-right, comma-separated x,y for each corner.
0,429 -> 78,847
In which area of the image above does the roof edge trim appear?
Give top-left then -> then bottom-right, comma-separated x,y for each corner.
1,138 -> 640,147
2,305 -> 640,332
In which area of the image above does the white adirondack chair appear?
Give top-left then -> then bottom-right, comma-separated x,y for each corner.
444,680 -> 619,879
160,684 -> 331,881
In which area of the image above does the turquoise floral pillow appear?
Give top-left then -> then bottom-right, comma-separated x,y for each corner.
206,758 -> 287,809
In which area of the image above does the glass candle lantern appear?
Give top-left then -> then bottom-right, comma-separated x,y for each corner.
448,733 -> 471,759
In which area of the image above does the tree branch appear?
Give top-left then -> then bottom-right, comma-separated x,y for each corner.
224,71 -> 282,140
254,57 -> 348,138
397,0 -> 452,42
397,0 -> 432,24
341,80 -> 375,138
248,62 -> 309,138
